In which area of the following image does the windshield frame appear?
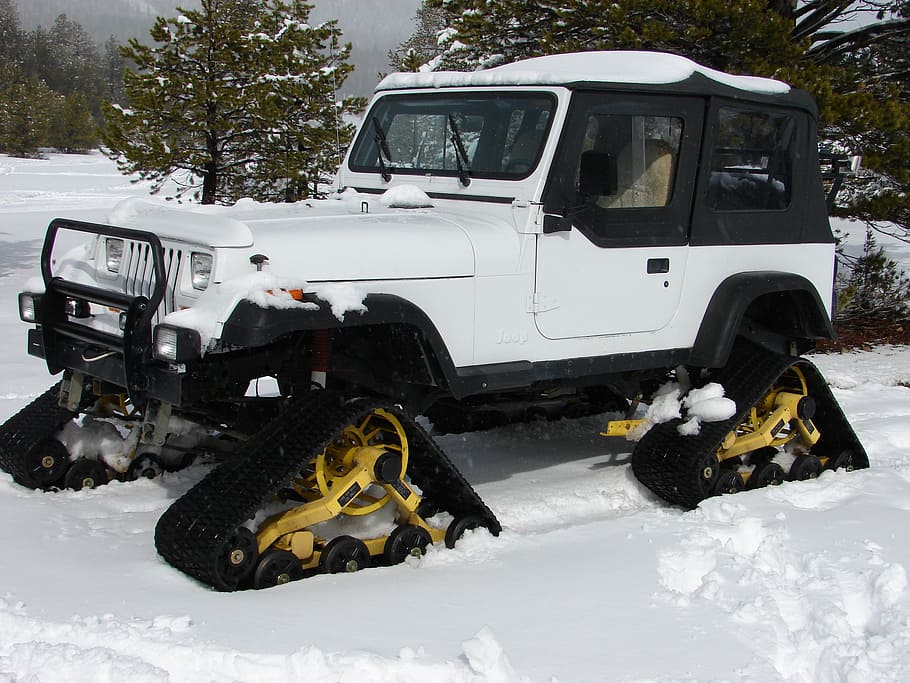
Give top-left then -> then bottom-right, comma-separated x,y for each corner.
348,90 -> 558,182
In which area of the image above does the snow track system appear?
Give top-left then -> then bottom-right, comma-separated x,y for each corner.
0,381 -> 85,488
154,392 -> 500,591
0,341 -> 867,590
630,341 -> 868,509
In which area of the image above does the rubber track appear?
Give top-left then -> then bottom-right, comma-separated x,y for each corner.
155,392 -> 500,591
632,341 -> 869,509
0,382 -> 79,488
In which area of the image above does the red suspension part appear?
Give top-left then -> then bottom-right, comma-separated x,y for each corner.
310,329 -> 331,388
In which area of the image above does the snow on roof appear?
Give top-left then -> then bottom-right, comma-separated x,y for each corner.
377,51 -> 790,96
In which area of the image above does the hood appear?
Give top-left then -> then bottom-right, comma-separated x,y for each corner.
242,210 -> 476,281
108,194 -> 477,280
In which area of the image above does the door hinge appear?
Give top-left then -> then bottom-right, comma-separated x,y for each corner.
527,293 -> 559,314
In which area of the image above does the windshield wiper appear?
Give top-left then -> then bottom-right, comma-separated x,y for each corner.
372,118 -> 392,182
447,114 -> 471,187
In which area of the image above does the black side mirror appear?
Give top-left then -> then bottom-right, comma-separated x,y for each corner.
579,151 -> 618,197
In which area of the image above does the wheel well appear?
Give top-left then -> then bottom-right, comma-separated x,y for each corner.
690,273 -> 834,368
319,323 -> 449,410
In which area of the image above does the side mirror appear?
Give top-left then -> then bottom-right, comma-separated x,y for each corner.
542,214 -> 572,234
579,151 -> 617,197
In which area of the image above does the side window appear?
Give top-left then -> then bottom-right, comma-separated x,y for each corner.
707,107 -> 795,211
542,93 -> 702,248
579,114 -> 682,209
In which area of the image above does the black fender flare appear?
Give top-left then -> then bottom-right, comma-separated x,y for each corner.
218,292 -> 463,391
689,272 -> 834,368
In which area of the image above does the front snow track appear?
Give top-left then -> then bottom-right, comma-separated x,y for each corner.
0,382 -> 82,488
154,392 -> 501,591
632,340 -> 869,508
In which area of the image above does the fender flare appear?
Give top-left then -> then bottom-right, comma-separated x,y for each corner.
218,292 -> 462,391
689,272 -> 834,368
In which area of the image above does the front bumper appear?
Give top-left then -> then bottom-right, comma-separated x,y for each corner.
28,218 -> 176,405
26,327 -> 187,405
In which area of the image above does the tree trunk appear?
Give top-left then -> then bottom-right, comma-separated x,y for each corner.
202,131 -> 218,204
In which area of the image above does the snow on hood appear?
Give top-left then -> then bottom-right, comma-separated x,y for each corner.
377,50 -> 790,96
108,198 -> 254,248
379,184 -> 433,209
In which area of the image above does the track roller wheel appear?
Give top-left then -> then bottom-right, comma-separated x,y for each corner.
748,461 -> 785,489
212,527 -> 259,591
693,451 -> 720,499
253,549 -> 304,589
825,450 -> 856,471
64,459 -> 108,490
445,515 -> 485,548
384,524 -> 432,565
24,439 -> 69,488
788,454 -> 822,481
320,535 -> 371,574
712,469 -> 745,496
747,446 -> 778,466
127,453 -> 163,481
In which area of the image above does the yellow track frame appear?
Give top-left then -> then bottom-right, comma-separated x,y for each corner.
602,367 -> 822,467
254,409 -> 445,571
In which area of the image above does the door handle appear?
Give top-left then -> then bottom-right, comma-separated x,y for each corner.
647,258 -> 670,274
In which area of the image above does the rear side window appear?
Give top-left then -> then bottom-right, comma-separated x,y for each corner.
707,107 -> 796,211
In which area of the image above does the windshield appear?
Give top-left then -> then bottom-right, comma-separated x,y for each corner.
349,92 -> 556,181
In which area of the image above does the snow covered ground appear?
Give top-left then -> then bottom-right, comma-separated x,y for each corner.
2,152 -> 910,682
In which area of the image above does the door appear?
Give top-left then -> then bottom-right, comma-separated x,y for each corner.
535,93 -> 704,339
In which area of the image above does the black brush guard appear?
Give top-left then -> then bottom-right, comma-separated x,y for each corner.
32,218 -> 167,406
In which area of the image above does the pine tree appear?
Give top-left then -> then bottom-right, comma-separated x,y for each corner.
222,5 -> 365,202
101,0 -> 362,205
0,0 -> 22,63
103,36 -> 126,105
47,92 -> 98,153
389,2 -> 447,72
0,61 -> 57,157
839,229 -> 910,319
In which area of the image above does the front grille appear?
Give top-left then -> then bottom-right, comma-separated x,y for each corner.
122,241 -> 182,321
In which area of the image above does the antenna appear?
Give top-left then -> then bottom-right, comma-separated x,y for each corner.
329,30 -> 342,165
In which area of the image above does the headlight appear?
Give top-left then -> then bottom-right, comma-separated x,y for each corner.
105,238 -> 124,273
18,292 -> 42,322
154,324 -> 201,362
191,252 -> 213,290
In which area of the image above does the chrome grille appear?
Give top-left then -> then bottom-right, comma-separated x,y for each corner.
122,241 -> 182,321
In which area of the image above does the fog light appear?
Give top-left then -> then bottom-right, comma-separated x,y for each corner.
18,292 -> 42,322
154,324 -> 201,362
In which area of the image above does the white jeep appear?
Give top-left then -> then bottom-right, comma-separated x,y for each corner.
3,52 -> 865,590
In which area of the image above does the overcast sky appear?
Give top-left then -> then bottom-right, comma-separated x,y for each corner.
310,0 -> 423,96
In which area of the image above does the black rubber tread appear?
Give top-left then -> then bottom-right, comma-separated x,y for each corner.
631,340 -> 868,509
0,382 -> 79,488
154,391 -> 500,591
797,359 -> 869,469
